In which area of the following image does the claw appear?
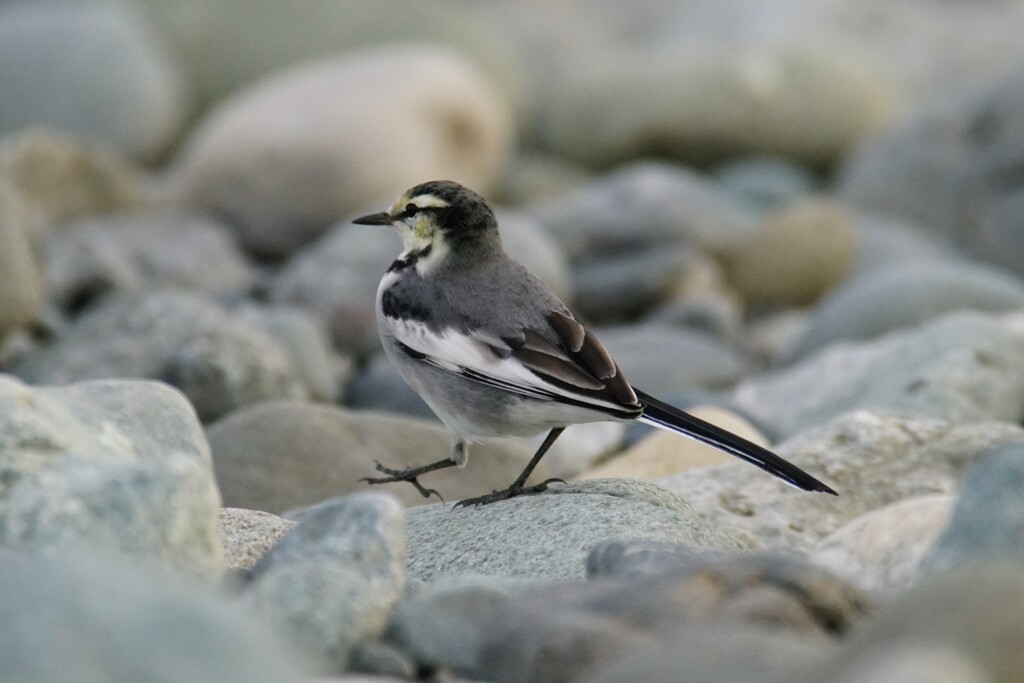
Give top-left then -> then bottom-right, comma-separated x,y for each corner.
361,460 -> 445,502
453,479 -> 562,508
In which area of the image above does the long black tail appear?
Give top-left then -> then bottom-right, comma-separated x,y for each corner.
634,388 -> 837,495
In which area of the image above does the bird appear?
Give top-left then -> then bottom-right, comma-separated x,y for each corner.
354,180 -> 837,506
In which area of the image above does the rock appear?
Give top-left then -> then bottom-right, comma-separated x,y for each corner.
219,507 -> 294,573
919,443 -> 1024,577
235,303 -> 350,403
46,211 -> 254,310
269,222 -> 394,356
658,411 -> 1024,552
465,555 -> 855,682
584,625 -> 832,683
388,554 -> 853,683
405,479 -> 747,582
845,213 -> 962,281
247,493 -> 406,673
205,400 -> 550,512
533,43 -> 890,167
494,152 -> 593,206
733,311 -> 1024,439
0,375 -> 222,574
840,61 -> 1024,278
744,308 -> 812,364
810,494 -> 953,595
0,129 -> 147,237
712,156 -> 820,215
595,324 -> 748,396
0,2 -> 186,160
493,209 -> 574,303
0,550 -> 303,683
535,422 -> 626,481
722,199 -> 857,308
585,545 -> 871,634
788,262 -> 1024,360
0,182 -> 43,337
800,563 -> 1024,683
12,291 -> 308,422
573,246 -> 702,320
580,406 -> 767,481
386,576 -> 537,675
811,645 -> 989,683
645,282 -> 745,345
530,162 -> 755,262
345,352 -> 434,419
129,0 -> 517,112
167,44 -> 512,258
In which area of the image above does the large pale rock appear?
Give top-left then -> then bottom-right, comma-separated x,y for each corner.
534,44 -> 890,167
658,411 -> 1024,552
0,375 -> 223,574
206,400 -> 550,512
733,311 -> 1024,439
0,550 -> 302,683
810,494 -> 953,594
405,479 -> 747,582
168,44 -> 512,257
0,2 -> 186,160
129,0 -> 517,111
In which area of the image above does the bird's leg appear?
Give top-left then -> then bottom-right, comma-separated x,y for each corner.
455,427 -> 567,508
362,440 -> 467,502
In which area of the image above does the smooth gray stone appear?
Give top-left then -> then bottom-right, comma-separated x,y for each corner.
0,375 -> 222,574
788,262 -> 1024,360
919,443 -> 1024,577
247,492 -> 406,673
0,550 -> 302,683
405,479 -> 747,583
573,246 -> 699,320
13,291 -> 308,422
658,411 -> 1024,552
734,311 -> 1024,439
530,161 -> 755,262
46,211 -> 254,309
595,324 -> 748,396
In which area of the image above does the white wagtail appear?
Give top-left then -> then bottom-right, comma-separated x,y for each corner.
354,180 -> 837,506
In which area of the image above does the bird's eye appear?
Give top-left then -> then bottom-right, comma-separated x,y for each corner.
403,203 -> 418,216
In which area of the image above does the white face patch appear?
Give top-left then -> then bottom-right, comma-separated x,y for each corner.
381,191 -> 451,276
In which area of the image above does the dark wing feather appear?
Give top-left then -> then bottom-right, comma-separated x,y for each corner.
503,310 -> 641,417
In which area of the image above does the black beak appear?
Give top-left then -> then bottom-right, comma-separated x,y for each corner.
352,211 -> 394,226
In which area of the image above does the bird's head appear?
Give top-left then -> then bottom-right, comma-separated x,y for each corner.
353,180 -> 500,270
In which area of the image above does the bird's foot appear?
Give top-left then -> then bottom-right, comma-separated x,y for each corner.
361,461 -> 444,502
453,477 -> 566,508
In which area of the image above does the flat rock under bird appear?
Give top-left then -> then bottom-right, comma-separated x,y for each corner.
355,180 -> 837,506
